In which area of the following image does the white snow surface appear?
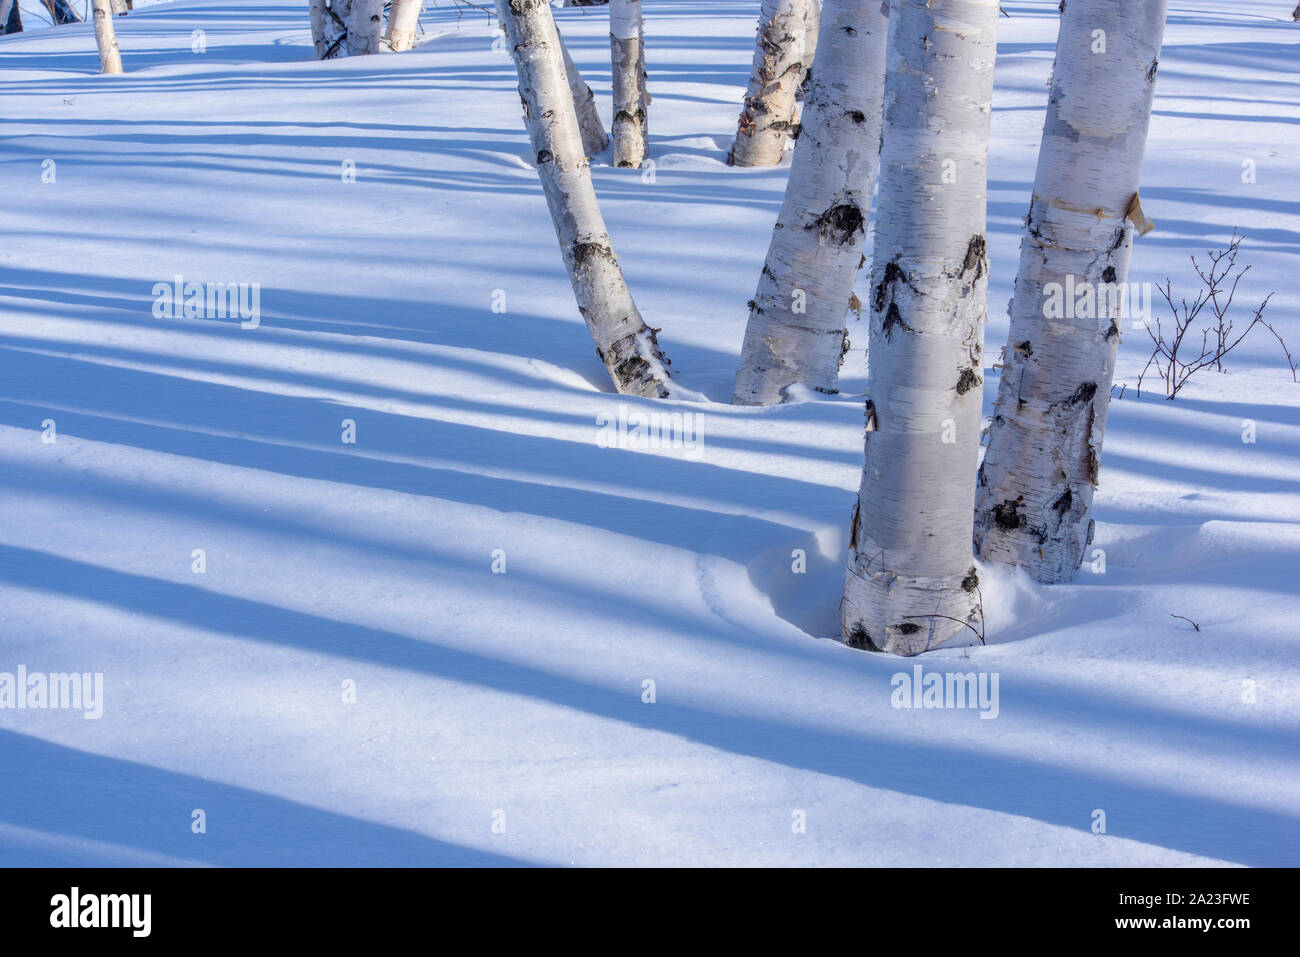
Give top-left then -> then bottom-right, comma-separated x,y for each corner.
0,0 -> 1298,866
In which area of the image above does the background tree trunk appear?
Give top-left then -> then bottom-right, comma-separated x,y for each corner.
43,0 -> 83,24
842,0 -> 998,656
609,0 -> 649,167
974,0 -> 1168,582
346,0 -> 385,55
496,0 -> 674,398
91,0 -> 124,74
728,0 -> 814,167
734,0 -> 888,404
558,27 -> 610,157
384,0 -> 422,52
310,0 -> 352,59
1,0 -> 21,35
791,0 -> 821,127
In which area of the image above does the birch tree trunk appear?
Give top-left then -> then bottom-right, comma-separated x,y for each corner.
310,0 -> 352,59
728,0 -> 815,168
346,0 -> 385,55
44,0 -> 83,24
974,0 -> 1167,583
841,0 -> 998,656
110,0 -> 128,16
91,0 -> 124,74
609,0 -> 649,167
0,0 -> 21,35
734,0 -> 888,404
791,0 -> 820,127
496,0 -> 674,398
559,28 -> 611,157
384,0 -> 422,52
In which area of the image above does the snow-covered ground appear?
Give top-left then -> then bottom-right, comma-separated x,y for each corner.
1,0 -> 1297,866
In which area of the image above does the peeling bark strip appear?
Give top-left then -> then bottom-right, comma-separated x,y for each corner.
91,0 -> 124,74
975,0 -> 1168,583
728,0 -> 816,167
841,0 -> 998,657
609,0 -> 649,167
384,0 -> 422,52
559,26 -> 610,158
733,0 -> 889,404
496,0 -> 673,397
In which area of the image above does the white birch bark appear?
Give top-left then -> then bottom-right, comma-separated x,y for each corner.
558,27 -> 610,157
0,0 -> 20,35
791,0 -> 820,127
384,0 -> 422,52
728,0 -> 815,168
310,0 -> 352,59
346,0 -> 385,55
109,0 -> 128,15
91,0 -> 124,74
974,0 -> 1167,583
841,0 -> 998,656
609,0 -> 649,167
734,0 -> 888,405
496,0 -> 674,398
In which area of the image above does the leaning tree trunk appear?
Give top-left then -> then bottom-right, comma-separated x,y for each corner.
496,0 -> 674,398
91,0 -> 124,73
0,0 -> 21,35
310,0 -> 352,59
609,0 -> 649,167
841,0 -> 998,657
974,0 -> 1167,583
734,0 -> 888,405
728,0 -> 815,168
346,0 -> 385,55
384,0 -> 422,51
558,27 -> 610,157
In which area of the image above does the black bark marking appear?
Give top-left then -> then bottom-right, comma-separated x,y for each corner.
1146,59 -> 1159,82
896,622 -> 920,635
956,367 -> 981,395
961,568 -> 980,592
962,234 -> 987,281
813,203 -> 865,245
572,241 -> 616,269
1052,488 -> 1073,518
844,624 -> 879,651
845,109 -> 866,123
873,260 -> 907,311
1105,318 -> 1120,340
1101,265 -> 1117,283
992,497 -> 1025,530
882,302 -> 906,339
1014,340 -> 1033,358
1067,381 -> 1098,405
536,149 -> 552,165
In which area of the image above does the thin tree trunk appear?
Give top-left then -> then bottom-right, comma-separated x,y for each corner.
91,0 -> 124,73
310,0 -> 352,59
384,0 -> 422,52
559,28 -> 610,157
0,0 -> 21,34
734,0 -> 888,405
43,0 -> 83,24
346,0 -> 385,55
609,0 -> 648,167
496,0 -> 674,398
842,0 -> 998,657
974,0 -> 1167,583
728,0 -> 814,168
